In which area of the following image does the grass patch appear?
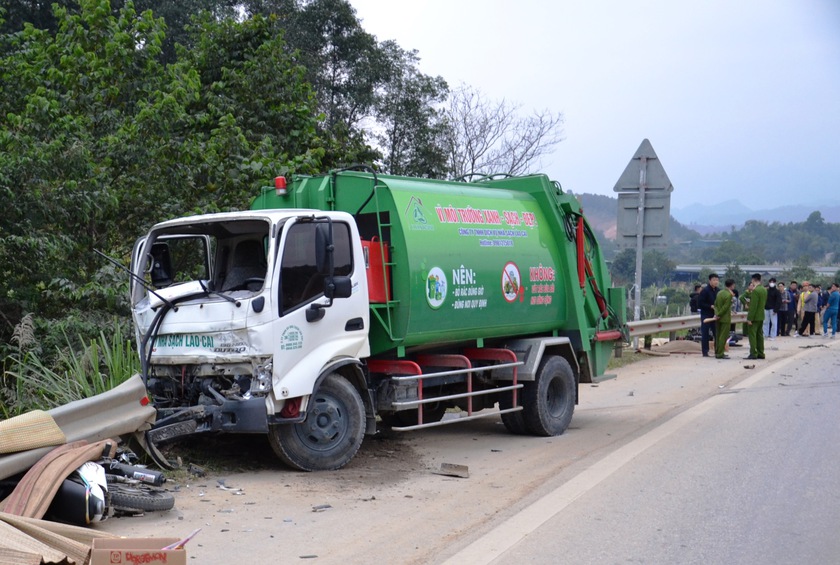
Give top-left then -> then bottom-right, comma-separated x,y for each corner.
1,325 -> 138,417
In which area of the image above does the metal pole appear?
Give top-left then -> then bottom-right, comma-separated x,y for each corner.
632,157 -> 647,350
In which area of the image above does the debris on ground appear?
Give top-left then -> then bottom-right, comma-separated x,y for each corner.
433,463 -> 469,478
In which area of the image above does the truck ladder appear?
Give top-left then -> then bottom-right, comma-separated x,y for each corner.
367,184 -> 401,342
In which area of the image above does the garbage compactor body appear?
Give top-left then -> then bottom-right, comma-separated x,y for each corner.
131,170 -> 625,471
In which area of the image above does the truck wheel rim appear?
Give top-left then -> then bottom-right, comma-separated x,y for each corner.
298,393 -> 347,449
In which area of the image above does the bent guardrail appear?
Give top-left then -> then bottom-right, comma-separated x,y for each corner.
0,374 -> 155,481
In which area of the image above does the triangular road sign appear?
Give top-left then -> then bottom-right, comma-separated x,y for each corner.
613,139 -> 673,192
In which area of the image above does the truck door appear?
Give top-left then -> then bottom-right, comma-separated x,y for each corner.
269,217 -> 369,401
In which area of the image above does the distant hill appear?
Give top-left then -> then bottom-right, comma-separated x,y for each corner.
672,200 -> 840,234
575,192 -> 702,246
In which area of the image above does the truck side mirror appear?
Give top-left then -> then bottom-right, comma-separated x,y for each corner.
307,276 -> 352,323
325,276 -> 352,300
149,242 -> 173,288
314,223 -> 332,275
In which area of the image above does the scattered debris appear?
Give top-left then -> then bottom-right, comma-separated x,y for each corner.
744,364 -> 755,370
188,464 -> 206,477
311,504 -> 332,512
433,463 -> 469,478
216,480 -> 243,494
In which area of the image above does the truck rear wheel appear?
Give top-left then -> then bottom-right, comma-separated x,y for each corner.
522,355 -> 576,436
498,391 -> 528,435
268,373 -> 365,471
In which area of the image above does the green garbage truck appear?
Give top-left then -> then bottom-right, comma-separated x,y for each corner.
129,169 -> 626,471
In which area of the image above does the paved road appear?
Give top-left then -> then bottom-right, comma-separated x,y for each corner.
99,338 -> 837,564
445,341 -> 840,565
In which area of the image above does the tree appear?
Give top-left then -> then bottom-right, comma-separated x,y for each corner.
250,0 -> 383,166
723,264 -> 749,292
609,249 -> 636,287
608,249 -> 675,287
374,42 -> 448,177
701,240 -> 764,264
0,0 -> 325,350
443,85 -> 564,178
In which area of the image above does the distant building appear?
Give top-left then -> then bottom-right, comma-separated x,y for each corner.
673,264 -> 838,284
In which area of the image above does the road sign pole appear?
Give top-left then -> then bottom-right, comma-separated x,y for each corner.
633,157 -> 647,350
614,139 -> 673,350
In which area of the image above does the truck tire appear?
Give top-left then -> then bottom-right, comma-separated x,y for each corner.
498,390 -> 528,435
109,484 -> 175,513
521,355 -> 576,436
268,373 -> 365,471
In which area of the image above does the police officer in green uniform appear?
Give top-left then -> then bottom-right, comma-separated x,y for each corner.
713,279 -> 736,359
743,273 -> 767,359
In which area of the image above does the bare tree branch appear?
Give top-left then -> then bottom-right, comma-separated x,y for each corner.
444,85 -> 564,178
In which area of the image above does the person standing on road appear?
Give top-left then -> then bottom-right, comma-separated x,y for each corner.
698,274 -> 720,358
822,283 -> 839,339
815,284 -> 826,335
788,281 -> 800,336
763,278 -> 781,340
689,284 -> 702,315
744,273 -> 767,359
797,283 -> 818,337
777,282 -> 790,336
713,279 -> 735,359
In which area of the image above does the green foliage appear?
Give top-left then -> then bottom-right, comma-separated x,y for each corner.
374,42 -> 449,177
610,249 -> 676,288
2,323 -> 138,417
0,0 -> 326,351
723,264 -> 750,292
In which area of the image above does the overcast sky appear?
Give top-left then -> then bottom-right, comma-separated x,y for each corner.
349,0 -> 840,210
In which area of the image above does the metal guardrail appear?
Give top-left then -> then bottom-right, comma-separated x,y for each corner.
626,312 -> 748,338
0,374 -> 156,481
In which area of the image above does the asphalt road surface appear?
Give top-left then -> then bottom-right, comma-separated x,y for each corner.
447,339 -> 840,564
98,337 -> 839,564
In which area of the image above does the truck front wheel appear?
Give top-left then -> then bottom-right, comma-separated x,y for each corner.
268,373 -> 365,471
522,355 -> 576,436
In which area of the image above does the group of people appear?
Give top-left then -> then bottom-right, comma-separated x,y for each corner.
690,273 -> 840,361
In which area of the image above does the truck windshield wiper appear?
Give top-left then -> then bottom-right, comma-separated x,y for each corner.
94,249 -> 175,310
198,279 -> 241,307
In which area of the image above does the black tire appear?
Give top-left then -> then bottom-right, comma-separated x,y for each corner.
498,389 -> 528,435
382,402 -> 447,428
268,373 -> 365,471
109,484 -> 175,512
522,356 -> 576,436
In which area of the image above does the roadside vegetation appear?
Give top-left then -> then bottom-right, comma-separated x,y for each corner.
0,0 -> 563,407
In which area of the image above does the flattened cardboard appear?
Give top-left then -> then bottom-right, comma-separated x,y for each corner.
90,537 -> 185,565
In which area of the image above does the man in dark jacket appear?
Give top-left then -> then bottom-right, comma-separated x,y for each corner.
764,278 -> 781,339
689,284 -> 702,313
697,273 -> 720,357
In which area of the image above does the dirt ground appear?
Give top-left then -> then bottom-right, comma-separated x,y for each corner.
93,336 -> 823,563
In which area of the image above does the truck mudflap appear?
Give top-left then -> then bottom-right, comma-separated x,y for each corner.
370,348 -> 525,431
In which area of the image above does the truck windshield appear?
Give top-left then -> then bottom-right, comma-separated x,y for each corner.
134,219 -> 271,304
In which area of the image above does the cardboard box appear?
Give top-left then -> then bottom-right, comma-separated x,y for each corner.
91,537 -> 186,565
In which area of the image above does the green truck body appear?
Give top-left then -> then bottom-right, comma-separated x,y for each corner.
132,170 -> 625,471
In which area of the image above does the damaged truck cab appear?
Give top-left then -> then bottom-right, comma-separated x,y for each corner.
131,170 -> 625,471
